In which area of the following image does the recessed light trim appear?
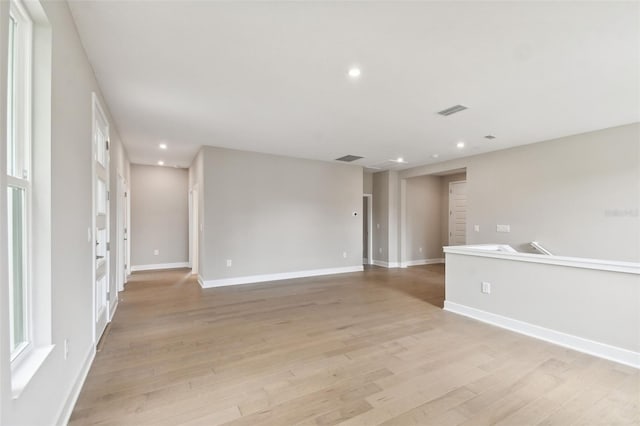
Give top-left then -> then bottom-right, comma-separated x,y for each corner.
432,154 -> 440,159
390,157 -> 407,164
157,160 -> 164,166
456,141 -> 465,149
159,143 -> 168,149
348,67 -> 361,78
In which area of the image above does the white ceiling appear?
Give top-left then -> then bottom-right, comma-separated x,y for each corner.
68,1 -> 639,170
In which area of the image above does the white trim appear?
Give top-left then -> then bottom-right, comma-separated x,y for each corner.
55,345 -> 96,426
372,260 -> 400,268
444,245 -> 640,275
10,344 -> 53,399
109,297 -> 118,321
199,265 -> 364,288
400,258 -> 445,267
131,262 -> 190,272
443,301 -> 640,369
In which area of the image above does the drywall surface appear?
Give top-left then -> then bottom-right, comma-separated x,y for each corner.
199,147 -> 363,280
363,171 -> 373,194
405,175 -> 442,260
372,171 -> 390,263
0,2 -> 130,424
402,124 -> 640,262
445,251 -> 639,355
130,165 -> 189,267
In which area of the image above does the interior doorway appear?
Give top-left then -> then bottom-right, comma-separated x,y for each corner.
116,173 -> 129,292
448,180 -> 467,245
92,93 -> 110,343
363,194 -> 373,264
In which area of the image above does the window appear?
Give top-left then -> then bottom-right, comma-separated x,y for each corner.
6,0 -> 33,363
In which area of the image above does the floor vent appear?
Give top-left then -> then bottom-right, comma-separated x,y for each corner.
335,155 -> 364,162
437,104 -> 468,116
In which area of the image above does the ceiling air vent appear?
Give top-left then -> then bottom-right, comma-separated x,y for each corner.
437,104 -> 468,116
335,155 -> 363,162
484,135 -> 496,140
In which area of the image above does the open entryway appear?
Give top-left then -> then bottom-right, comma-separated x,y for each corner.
92,93 -> 110,343
189,185 -> 199,275
363,194 -> 372,265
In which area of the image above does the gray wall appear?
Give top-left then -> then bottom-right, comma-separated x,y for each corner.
131,165 -> 189,267
363,171 -> 373,194
197,147 -> 363,281
0,2 -> 131,424
405,175 -> 442,260
445,252 -> 639,353
402,123 -> 640,262
372,171 -> 390,262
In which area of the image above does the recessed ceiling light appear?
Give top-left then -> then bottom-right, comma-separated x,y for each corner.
389,157 -> 407,164
432,154 -> 439,159
159,143 -> 167,149
157,160 -> 164,166
456,141 -> 465,149
484,135 -> 496,140
348,67 -> 361,78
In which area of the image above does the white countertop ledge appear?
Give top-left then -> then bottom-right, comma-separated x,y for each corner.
444,245 -> 640,275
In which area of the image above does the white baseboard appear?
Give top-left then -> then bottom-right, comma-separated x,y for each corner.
199,265 -> 364,288
400,258 -> 445,267
372,260 -> 400,268
443,301 -> 640,369
109,298 -> 118,321
56,345 -> 96,426
130,262 -> 190,272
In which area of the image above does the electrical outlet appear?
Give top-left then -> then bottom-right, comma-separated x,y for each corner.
64,339 -> 69,360
419,247 -> 423,253
474,225 -> 480,232
226,259 -> 232,267
496,224 -> 510,233
343,252 -> 347,258
153,249 -> 159,256
379,247 -> 382,253
376,223 -> 380,229
481,281 -> 491,294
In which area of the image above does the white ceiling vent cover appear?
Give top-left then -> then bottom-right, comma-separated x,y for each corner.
437,105 -> 468,116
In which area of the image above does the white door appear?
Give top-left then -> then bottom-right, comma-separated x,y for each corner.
92,94 -> 110,342
448,181 -> 467,245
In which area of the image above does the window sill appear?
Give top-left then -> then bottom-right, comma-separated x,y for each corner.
11,344 -> 55,399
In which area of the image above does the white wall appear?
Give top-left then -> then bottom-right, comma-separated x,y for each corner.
196,146 -> 363,283
402,123 -> 640,262
130,165 -> 189,268
0,2 -> 130,424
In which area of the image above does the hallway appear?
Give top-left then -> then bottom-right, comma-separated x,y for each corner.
70,266 -> 638,425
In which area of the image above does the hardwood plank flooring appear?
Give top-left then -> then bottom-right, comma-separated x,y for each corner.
69,265 -> 639,425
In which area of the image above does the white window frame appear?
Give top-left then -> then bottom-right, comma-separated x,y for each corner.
7,0 -> 34,367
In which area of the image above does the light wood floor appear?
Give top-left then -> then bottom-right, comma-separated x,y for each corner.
70,265 -> 639,425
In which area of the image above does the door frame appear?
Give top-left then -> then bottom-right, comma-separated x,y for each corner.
91,92 -> 110,344
448,180 -> 467,246
363,194 -> 373,265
